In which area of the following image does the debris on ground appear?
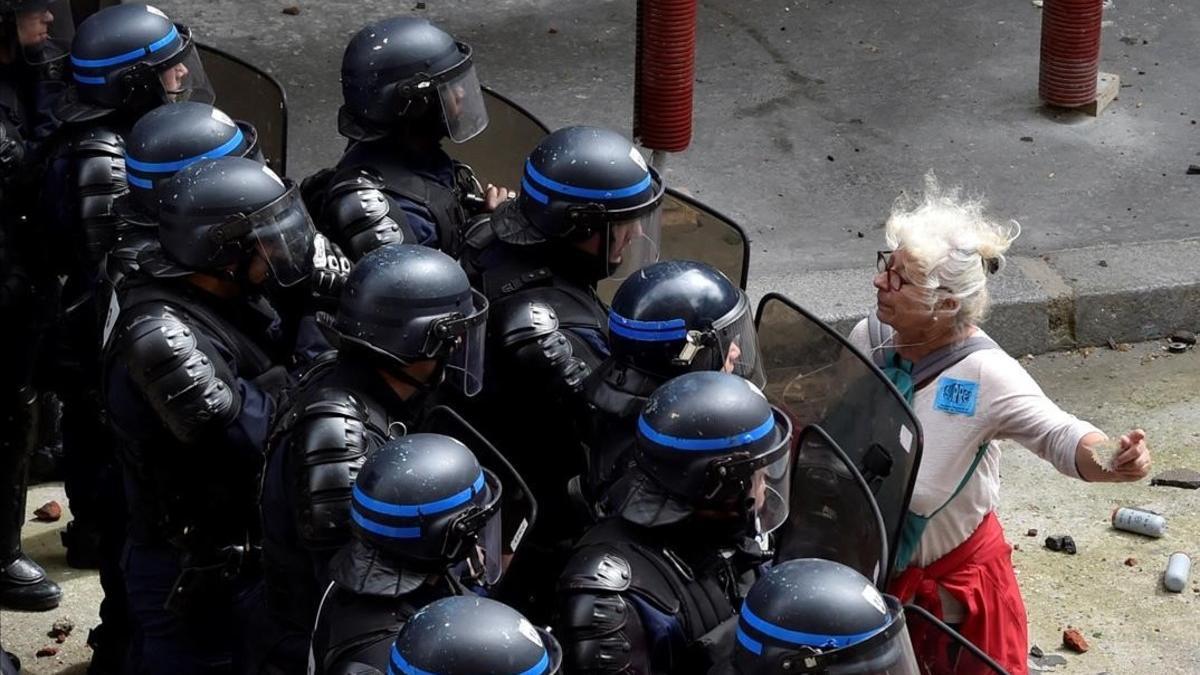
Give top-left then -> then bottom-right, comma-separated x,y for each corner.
1044,535 -> 1077,554
1027,528 -> 1039,537
1030,645 -> 1044,659
1150,468 -> 1200,489
1124,557 -> 1138,566
1188,164 -> 1200,175
48,618 -> 73,642
36,646 -> 59,658
1168,341 -> 1190,354
1169,330 -> 1197,345
32,500 -> 61,522
281,5 -> 300,15
1063,627 -> 1090,653
1020,136 -> 1034,142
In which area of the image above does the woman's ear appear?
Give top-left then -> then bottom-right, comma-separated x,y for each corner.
936,296 -> 960,314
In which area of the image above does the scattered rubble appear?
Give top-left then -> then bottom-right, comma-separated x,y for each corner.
1026,528 -> 1039,537
1150,468 -> 1200,490
1124,557 -> 1138,567
1044,535 -> 1077,554
1063,627 -> 1090,653
1169,330 -> 1197,345
32,501 -> 61,522
35,646 -> 59,658
49,618 -> 73,643
281,5 -> 300,15
1030,645 -> 1044,658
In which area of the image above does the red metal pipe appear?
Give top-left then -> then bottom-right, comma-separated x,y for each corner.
633,0 -> 698,153
1039,0 -> 1104,107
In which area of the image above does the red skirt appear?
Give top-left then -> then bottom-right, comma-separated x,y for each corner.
889,511 -> 1028,675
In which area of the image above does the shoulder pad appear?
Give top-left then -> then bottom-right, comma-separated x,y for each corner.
278,386 -> 388,549
559,545 -> 633,593
68,127 -> 124,157
114,302 -> 240,443
491,298 -> 559,348
320,166 -> 405,259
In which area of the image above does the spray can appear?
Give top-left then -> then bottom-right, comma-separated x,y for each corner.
1163,553 -> 1191,593
1110,507 -> 1167,538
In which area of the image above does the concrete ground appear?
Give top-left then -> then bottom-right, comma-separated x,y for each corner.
3,338 -> 1198,673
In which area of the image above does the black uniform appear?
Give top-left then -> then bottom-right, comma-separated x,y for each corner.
460,125 -> 664,620
257,243 -> 487,673
557,372 -> 794,673
103,157 -> 318,672
0,0 -> 66,613
304,16 -> 492,258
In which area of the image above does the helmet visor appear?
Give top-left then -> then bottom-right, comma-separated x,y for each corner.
607,202 -> 663,281
158,40 -> 214,104
437,63 -> 489,143
437,289 -> 489,397
446,469 -> 504,587
17,0 -> 71,65
713,298 -> 766,388
749,449 -> 791,536
245,182 -> 316,287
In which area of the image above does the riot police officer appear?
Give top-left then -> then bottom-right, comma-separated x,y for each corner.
0,0 -> 68,612
557,371 -> 793,673
387,596 -> 563,675
103,156 -> 318,672
257,243 -> 487,673
309,433 -> 511,673
723,559 -> 919,675
41,0 -> 211,573
304,16 -> 506,258
460,124 -> 663,619
580,259 -> 764,514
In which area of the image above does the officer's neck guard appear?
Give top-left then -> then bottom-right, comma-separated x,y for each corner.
328,537 -> 438,598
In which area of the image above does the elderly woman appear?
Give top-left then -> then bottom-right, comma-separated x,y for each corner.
849,177 -> 1151,674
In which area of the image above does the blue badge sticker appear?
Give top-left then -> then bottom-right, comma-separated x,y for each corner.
934,377 -> 979,416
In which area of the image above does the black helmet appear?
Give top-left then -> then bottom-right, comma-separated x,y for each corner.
390,596 -> 563,675
339,433 -> 504,594
339,16 -> 487,143
332,243 -> 488,396
0,0 -> 71,65
609,371 -> 792,535
155,156 -> 315,287
608,260 -> 764,385
516,126 -> 664,279
123,102 -> 261,220
64,4 -> 212,118
734,559 -> 918,675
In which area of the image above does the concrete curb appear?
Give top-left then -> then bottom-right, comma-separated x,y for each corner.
748,238 -> 1200,355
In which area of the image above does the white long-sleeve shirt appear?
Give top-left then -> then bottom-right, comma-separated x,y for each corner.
848,321 -> 1098,618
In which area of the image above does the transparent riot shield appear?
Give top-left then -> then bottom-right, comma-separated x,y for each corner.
423,405 -> 537,569
195,44 -> 288,175
902,605 -> 1010,675
756,292 -> 922,582
447,88 -> 550,194
783,424 -> 890,585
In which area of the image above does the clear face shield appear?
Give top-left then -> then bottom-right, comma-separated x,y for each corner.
436,56 -> 489,143
606,205 -> 664,281
426,289 -> 489,397
236,179 -> 316,288
705,409 -> 793,539
154,34 -> 213,104
444,469 -> 504,587
702,298 -> 766,387
16,0 -> 71,65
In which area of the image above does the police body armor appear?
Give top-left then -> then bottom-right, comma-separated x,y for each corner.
559,517 -> 764,674
308,143 -> 479,260
260,353 -> 405,634
310,583 -> 447,675
579,360 -> 660,512
106,279 -> 279,551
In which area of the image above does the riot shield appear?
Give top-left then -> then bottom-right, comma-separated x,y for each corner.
197,44 -> 288,175
784,424 -> 890,585
423,405 -> 537,567
445,91 -> 751,292
447,88 -> 550,194
756,292 -> 922,582
903,605 -> 1009,675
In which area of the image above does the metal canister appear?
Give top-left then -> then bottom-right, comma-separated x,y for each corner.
1164,552 -> 1191,593
1110,507 -> 1167,538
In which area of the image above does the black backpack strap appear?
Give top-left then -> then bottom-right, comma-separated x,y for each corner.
911,335 -> 1000,390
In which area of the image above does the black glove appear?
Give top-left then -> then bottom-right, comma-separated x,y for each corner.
0,121 -> 25,187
